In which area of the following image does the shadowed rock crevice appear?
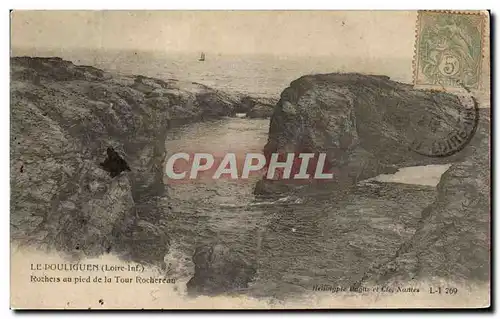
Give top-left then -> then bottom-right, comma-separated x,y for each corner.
100,147 -> 131,178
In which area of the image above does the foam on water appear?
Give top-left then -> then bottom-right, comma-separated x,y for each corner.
219,196 -> 304,208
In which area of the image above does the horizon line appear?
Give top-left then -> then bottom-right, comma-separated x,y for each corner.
10,46 -> 410,60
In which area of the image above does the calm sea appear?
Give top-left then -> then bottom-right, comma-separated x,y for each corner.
11,48 -> 413,98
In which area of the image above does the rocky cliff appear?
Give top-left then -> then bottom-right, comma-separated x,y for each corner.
354,109 -> 490,286
259,73 -> 481,193
10,57 -> 243,264
260,72 -> 490,286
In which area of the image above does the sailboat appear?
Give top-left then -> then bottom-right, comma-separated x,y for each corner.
198,52 -> 205,62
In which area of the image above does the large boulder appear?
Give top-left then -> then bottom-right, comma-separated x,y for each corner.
186,244 -> 257,296
260,73 -> 480,192
10,57 -> 240,263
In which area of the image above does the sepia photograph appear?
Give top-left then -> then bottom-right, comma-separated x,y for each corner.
9,9 -> 491,309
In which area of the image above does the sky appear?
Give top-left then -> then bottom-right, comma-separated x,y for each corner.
11,10 -> 418,58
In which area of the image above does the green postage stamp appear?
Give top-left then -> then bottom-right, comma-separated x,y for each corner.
414,11 -> 486,90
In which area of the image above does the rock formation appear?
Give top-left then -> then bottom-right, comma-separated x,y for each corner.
237,96 -> 278,118
186,243 -> 257,296
235,96 -> 278,115
257,73 -> 482,194
10,57 -> 243,264
247,103 -> 275,119
259,72 -> 490,287
353,109 -> 490,286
